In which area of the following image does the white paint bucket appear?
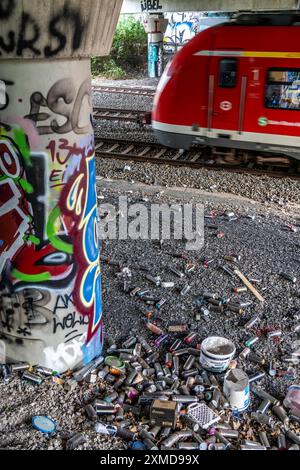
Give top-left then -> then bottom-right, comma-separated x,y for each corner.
200,336 -> 236,373
223,368 -> 250,412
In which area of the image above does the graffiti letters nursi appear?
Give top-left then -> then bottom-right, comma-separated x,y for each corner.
0,1 -> 86,57
141,1 -> 163,12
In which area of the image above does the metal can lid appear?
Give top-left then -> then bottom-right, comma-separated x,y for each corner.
32,415 -> 57,434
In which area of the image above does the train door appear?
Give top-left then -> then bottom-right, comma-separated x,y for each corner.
208,57 -> 247,134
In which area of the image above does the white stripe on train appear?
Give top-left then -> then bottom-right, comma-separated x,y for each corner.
152,121 -> 300,148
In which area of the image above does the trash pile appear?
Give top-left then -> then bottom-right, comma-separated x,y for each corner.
1,328 -> 300,450
1,208 -> 300,450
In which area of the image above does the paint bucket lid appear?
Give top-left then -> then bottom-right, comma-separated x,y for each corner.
32,415 -> 57,434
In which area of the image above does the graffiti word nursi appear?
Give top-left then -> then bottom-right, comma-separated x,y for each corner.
141,0 -> 163,12
0,2 -> 86,57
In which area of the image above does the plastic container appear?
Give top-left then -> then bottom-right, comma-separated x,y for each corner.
283,385 -> 300,414
200,336 -> 236,373
223,369 -> 250,412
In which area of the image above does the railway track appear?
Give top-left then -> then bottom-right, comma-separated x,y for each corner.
92,85 -> 156,97
95,137 -> 300,179
93,106 -> 150,125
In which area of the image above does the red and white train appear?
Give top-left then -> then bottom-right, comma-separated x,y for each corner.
152,12 -> 300,160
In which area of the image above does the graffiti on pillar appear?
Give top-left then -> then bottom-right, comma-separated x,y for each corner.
0,1 -> 86,57
0,79 -> 14,111
149,42 -> 163,78
0,127 -> 34,275
0,117 -> 102,365
58,142 -> 102,342
141,0 -> 163,12
25,78 -> 91,136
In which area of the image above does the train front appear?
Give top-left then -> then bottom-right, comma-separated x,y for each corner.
152,28 -> 213,150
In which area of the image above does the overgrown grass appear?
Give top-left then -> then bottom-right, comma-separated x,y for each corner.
92,16 -> 148,79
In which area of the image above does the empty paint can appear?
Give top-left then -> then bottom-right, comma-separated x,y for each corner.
200,336 -> 236,373
223,368 -> 250,412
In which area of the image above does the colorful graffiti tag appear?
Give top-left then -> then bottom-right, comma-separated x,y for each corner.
0,72 -> 102,369
148,42 -> 163,78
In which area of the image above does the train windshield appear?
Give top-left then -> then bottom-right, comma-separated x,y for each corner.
265,69 -> 300,110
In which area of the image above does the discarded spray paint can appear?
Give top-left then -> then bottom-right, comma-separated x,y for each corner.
143,438 -> 158,450
259,431 -> 270,448
244,316 -> 259,330
184,332 -> 197,345
239,347 -> 251,360
95,422 -> 135,441
278,433 -> 287,450
180,285 -> 191,296
233,287 -> 247,293
286,430 -> 300,446
155,298 -> 167,310
171,395 -> 198,403
1,365 -> 11,383
183,355 -> 195,371
248,371 -> 266,383
85,404 -> 98,422
154,334 -> 169,347
170,339 -> 182,352
245,336 -> 259,348
144,274 -> 161,287
146,322 -> 163,336
280,272 -> 297,283
173,348 -> 189,357
11,363 -> 30,373
161,282 -> 175,288
247,351 -> 265,365
22,371 -> 43,385
267,330 -> 282,340
138,336 -> 153,354
257,399 -> 271,414
178,442 -> 200,450
220,265 -> 235,277
122,337 -> 137,349
66,433 -> 86,450
251,387 -> 280,406
272,405 -> 289,426
251,412 -> 273,427
169,267 -> 184,278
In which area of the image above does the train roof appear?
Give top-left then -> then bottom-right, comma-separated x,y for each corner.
228,12 -> 300,27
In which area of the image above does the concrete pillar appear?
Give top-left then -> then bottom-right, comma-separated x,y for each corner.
0,0 -> 122,372
144,14 -> 168,78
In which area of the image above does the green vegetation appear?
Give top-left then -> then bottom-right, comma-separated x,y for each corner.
91,16 -> 148,79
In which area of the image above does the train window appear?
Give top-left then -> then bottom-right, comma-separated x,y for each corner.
265,69 -> 300,110
219,59 -> 237,88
